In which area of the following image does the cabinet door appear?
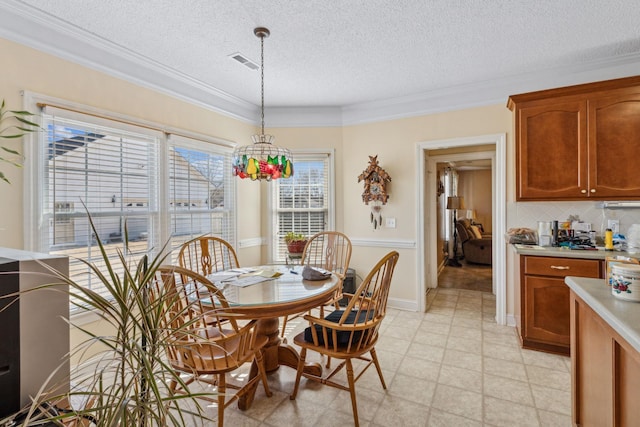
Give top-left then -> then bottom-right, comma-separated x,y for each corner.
517,99 -> 588,200
614,339 -> 640,427
589,92 -> 640,199
523,275 -> 570,349
572,295 -> 613,426
571,291 -> 640,426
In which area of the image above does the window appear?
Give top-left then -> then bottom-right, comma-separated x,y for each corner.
443,166 -> 459,247
27,101 -> 235,311
270,151 -> 333,262
167,134 -> 235,259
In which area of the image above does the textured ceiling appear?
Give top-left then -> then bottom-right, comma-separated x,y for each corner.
6,0 -> 640,114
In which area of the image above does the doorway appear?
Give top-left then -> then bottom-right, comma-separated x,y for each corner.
416,134 -> 507,325
437,157 -> 493,292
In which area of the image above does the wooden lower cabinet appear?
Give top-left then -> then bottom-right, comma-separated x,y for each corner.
571,292 -> 640,426
519,255 -> 602,355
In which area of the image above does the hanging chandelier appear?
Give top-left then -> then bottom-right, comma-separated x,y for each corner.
232,27 -> 293,181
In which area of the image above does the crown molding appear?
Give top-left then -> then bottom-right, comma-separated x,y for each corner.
340,51 -> 640,125
3,0 -> 640,128
266,106 -> 344,128
0,0 -> 258,124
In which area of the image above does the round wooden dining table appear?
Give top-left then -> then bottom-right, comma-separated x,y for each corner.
210,264 -> 340,410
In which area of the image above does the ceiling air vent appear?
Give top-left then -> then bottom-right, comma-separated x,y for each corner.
228,52 -> 259,70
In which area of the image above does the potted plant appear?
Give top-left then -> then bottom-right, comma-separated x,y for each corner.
0,98 -> 40,184
284,231 -> 307,254
1,211 -> 216,426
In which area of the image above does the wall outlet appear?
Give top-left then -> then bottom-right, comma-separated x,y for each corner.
608,219 -> 619,234
385,217 -> 396,228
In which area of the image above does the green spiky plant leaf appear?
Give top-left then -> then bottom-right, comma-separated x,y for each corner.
1,206 -> 218,426
0,98 -> 41,184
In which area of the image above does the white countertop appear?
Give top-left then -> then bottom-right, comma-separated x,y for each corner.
565,276 -> 640,353
512,244 -> 637,260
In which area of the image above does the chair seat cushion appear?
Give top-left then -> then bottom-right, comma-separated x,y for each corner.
303,310 -> 372,346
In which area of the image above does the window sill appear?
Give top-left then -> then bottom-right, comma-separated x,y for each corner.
70,309 -> 102,326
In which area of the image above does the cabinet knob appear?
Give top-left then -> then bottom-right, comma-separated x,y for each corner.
550,265 -> 570,270
590,189 -> 596,193
581,189 -> 587,194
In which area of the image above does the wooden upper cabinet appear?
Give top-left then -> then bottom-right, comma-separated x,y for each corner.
509,75 -> 640,201
517,99 -> 587,199
589,92 -> 640,198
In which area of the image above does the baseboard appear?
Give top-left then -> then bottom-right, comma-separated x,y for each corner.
505,314 -> 517,327
388,297 -> 418,312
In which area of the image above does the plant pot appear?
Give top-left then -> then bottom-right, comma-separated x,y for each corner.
286,240 -> 307,254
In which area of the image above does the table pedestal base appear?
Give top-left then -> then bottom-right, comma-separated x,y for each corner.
237,317 -> 322,410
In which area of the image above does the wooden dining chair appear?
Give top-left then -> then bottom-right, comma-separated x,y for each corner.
177,236 -> 240,326
177,236 -> 240,276
280,231 -> 352,338
153,266 -> 272,427
289,251 -> 399,427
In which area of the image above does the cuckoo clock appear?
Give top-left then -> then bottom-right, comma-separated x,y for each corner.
357,155 -> 391,229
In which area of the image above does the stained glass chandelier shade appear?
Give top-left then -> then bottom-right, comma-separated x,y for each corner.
232,27 -> 293,181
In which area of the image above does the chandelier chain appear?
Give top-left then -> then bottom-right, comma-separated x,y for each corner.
260,33 -> 265,135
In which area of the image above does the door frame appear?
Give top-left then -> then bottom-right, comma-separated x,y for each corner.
416,133 -> 507,324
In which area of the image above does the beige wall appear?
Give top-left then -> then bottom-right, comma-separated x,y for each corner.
0,38 -> 261,359
0,38 -> 259,254
342,106 -> 512,305
459,169 -> 492,233
2,36 -> 522,354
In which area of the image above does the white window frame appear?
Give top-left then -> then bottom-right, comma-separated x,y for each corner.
268,149 -> 335,263
166,134 -> 237,261
22,92 -> 237,313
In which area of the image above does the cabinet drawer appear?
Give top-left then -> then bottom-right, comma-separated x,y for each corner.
523,256 -> 601,278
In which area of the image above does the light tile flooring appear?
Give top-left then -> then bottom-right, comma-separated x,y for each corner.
186,288 -> 572,426
438,260 -> 493,292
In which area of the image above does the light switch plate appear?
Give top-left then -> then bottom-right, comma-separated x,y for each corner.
385,217 -> 396,228
608,219 -> 619,234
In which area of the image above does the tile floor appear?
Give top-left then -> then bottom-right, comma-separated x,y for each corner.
186,288 -> 573,426
438,260 -> 493,292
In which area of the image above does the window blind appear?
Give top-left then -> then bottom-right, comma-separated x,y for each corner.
40,108 -> 161,308
167,134 -> 236,262
272,152 -> 332,263
34,103 -> 237,312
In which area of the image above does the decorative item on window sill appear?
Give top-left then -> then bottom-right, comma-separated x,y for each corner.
232,27 -> 293,181
357,155 -> 391,229
284,231 -> 308,255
